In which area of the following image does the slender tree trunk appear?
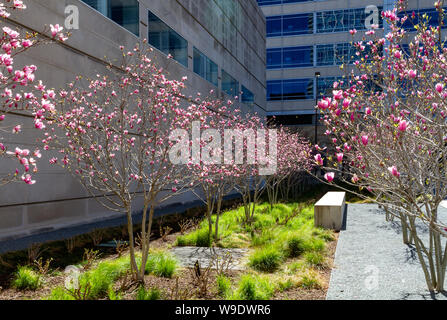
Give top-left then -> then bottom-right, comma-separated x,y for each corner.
214,192 -> 223,242
125,205 -> 139,281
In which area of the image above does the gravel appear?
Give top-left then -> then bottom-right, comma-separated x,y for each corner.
170,246 -> 249,270
326,203 -> 447,300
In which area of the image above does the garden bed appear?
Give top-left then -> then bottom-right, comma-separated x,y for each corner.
0,201 -> 338,300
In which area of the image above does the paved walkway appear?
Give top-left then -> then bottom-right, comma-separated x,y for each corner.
170,246 -> 249,270
327,204 -> 447,300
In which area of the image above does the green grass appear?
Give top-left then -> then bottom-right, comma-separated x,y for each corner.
298,270 -> 322,289
248,246 -> 283,272
216,274 -> 231,297
136,286 -> 161,300
304,252 -> 326,268
230,274 -> 276,300
12,266 -> 42,291
145,251 -> 178,278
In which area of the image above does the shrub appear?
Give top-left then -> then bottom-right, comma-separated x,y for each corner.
278,278 -> 295,292
286,235 -> 306,258
136,286 -> 161,300
233,274 -> 275,300
304,252 -> 326,268
216,274 -> 231,297
154,252 -> 177,278
79,255 -> 130,299
249,247 -> 282,272
300,237 -> 326,253
298,271 -> 322,289
12,266 -> 41,291
195,229 -> 211,247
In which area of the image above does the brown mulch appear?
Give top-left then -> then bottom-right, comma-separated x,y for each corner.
0,228 -> 340,301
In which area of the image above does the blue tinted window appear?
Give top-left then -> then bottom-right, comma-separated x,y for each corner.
283,46 -> 313,67
82,0 -> 139,35
268,46 -> 313,69
148,11 -> 188,67
283,79 -> 313,100
316,44 -> 335,66
193,47 -> 218,87
222,70 -> 239,98
267,48 -> 282,69
317,76 -> 344,97
335,43 -> 356,65
241,85 -> 254,105
266,16 -> 282,37
400,8 -> 447,30
267,79 -> 313,101
267,14 -> 312,37
267,81 -> 282,101
283,14 -> 313,36
317,8 -> 383,33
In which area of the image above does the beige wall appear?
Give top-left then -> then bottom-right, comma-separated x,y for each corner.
0,0 -> 266,241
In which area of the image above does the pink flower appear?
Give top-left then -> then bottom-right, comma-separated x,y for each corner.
333,90 -> 343,100
22,174 -> 35,185
349,29 -> 357,35
394,50 -> 402,59
365,107 -> 372,115
361,135 -> 369,146
336,153 -> 344,163
314,154 -> 323,166
0,114 -> 5,121
436,83 -> 444,93
13,125 -> 21,133
398,120 -> 408,132
324,172 -> 335,182
50,24 -> 63,38
351,174 -> 359,183
388,166 -> 400,178
408,70 -> 417,79
317,99 -> 329,110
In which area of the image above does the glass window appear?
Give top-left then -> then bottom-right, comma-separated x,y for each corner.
283,14 -> 313,36
221,70 -> 239,98
335,43 -> 356,65
283,46 -> 313,68
267,79 -> 313,101
267,46 -> 313,69
82,0 -> 139,36
241,85 -> 254,105
267,14 -> 313,37
400,8 -> 447,30
317,76 -> 344,97
267,48 -> 282,69
283,79 -> 313,100
316,44 -> 335,66
193,47 -> 218,87
266,16 -> 282,37
148,11 -> 188,67
317,8 -> 383,33
267,80 -> 282,101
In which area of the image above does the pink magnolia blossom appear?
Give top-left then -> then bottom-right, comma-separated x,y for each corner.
388,166 -> 400,178
398,120 -> 408,132
324,172 -> 335,182
435,83 -> 444,93
361,135 -> 369,146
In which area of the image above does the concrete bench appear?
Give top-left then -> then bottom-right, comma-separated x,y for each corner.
314,191 -> 346,231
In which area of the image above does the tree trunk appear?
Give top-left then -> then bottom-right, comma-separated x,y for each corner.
125,205 -> 139,281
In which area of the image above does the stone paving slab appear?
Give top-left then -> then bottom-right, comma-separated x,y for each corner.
326,204 -> 447,300
170,246 -> 249,270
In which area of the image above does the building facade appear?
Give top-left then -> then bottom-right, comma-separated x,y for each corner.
0,0 -> 266,246
257,0 -> 443,139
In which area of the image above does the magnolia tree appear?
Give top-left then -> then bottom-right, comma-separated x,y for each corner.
0,0 -> 66,186
181,96 -> 239,242
46,43 -> 195,282
230,112 -> 277,225
314,1 -> 447,291
264,126 -> 313,208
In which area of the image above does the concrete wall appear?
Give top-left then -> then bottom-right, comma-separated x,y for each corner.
0,0 -> 266,242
